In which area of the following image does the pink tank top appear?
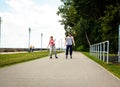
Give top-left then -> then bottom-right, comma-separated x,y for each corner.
49,39 -> 55,46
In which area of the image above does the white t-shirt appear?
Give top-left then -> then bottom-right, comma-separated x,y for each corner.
66,36 -> 73,45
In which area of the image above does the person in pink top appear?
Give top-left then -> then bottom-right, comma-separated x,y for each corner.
47,36 -> 58,59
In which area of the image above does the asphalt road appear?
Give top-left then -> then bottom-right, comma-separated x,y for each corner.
0,52 -> 120,87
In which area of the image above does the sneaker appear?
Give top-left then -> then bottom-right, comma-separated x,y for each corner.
70,55 -> 72,59
50,57 -> 52,59
55,56 -> 58,58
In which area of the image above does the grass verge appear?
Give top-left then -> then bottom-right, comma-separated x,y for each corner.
82,52 -> 120,79
0,51 -> 50,68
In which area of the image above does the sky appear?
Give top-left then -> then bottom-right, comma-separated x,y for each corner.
0,0 -> 65,48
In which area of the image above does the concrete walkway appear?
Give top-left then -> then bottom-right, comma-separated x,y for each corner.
0,52 -> 120,87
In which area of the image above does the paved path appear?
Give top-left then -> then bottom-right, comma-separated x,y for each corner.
0,52 -> 120,87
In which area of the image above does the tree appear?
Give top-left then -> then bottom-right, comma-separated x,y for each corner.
57,0 -> 120,53
101,4 -> 120,53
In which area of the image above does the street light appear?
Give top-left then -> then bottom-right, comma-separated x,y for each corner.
0,17 -> 1,48
41,33 -> 43,50
28,28 -> 31,51
118,25 -> 120,63
61,38 -> 62,50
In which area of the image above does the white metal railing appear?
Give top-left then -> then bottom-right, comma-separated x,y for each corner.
90,41 -> 109,63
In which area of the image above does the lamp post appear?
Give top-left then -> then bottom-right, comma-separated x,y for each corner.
118,25 -> 120,63
0,17 -> 1,48
28,28 -> 31,51
61,38 -> 62,50
41,33 -> 43,50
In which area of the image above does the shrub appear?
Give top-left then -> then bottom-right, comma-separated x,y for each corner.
76,45 -> 85,51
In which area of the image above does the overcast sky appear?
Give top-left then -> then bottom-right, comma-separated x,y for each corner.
0,0 -> 65,48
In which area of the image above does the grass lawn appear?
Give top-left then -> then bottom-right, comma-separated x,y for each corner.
0,51 -> 50,68
82,52 -> 120,79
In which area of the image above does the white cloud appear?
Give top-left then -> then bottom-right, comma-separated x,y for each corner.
0,0 -> 65,48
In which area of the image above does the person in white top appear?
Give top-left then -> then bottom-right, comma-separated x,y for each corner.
65,33 -> 75,59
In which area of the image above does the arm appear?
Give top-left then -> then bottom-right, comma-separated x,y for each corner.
64,37 -> 67,46
72,36 -> 75,46
47,40 -> 50,48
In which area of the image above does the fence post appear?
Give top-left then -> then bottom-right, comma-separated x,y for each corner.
100,43 -> 102,60
103,42 -> 105,62
106,41 -> 109,63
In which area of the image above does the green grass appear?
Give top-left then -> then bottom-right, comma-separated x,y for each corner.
82,52 -> 120,78
0,51 -> 50,68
